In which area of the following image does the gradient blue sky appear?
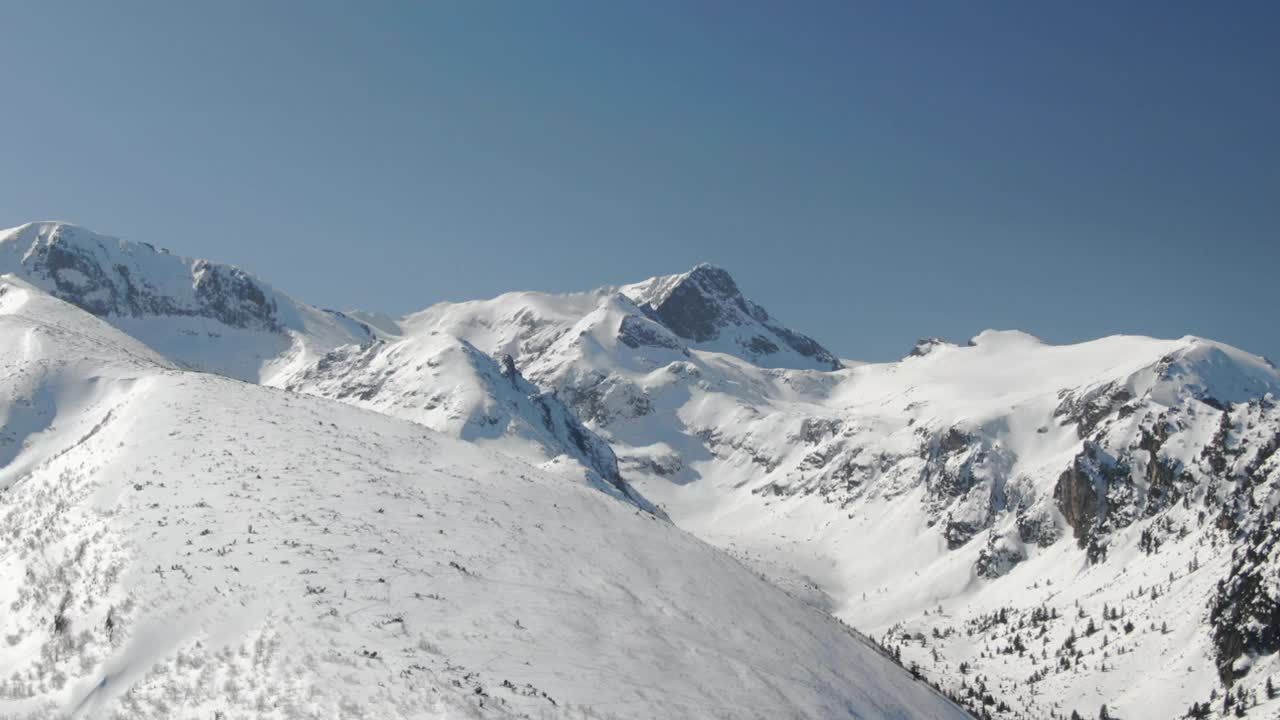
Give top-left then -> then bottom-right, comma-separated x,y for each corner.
1,2 -> 1276,362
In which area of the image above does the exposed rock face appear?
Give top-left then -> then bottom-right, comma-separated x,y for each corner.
2,222 -> 281,331
641,264 -> 739,343
1015,509 -> 1061,547
1210,507 -> 1280,685
1053,442 -> 1107,549
909,337 -> 958,358
0,222 -> 375,383
975,530 -> 1027,579
617,313 -> 684,351
918,426 -> 1015,549
1054,382 -> 1135,439
622,264 -> 843,370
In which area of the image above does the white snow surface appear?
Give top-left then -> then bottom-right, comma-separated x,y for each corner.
0,222 -> 370,384
0,276 -> 966,720
6,220 -> 1280,720
295,271 -> 1280,720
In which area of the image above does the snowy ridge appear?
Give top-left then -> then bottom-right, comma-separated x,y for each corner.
5,219 -> 1279,719
309,267 -> 1280,719
285,332 -> 657,513
0,222 -> 371,383
0,277 -> 966,719
0,223 -> 658,516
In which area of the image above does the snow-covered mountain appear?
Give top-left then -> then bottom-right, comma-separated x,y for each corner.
0,221 -> 371,384
4,219 -> 1277,719
617,263 -> 842,371
0,275 -> 967,719
283,261 -> 1279,719
0,222 -> 640,505
283,334 -> 654,511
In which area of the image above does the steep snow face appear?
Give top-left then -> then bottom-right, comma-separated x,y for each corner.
0,280 -> 967,720
0,222 -> 370,383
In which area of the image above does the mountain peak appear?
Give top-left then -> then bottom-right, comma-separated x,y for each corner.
683,261 -> 739,290
3,220 -> 91,238
619,265 -> 841,370
623,263 -> 746,321
967,328 -> 1045,349
0,220 -> 285,332
0,220 -> 373,383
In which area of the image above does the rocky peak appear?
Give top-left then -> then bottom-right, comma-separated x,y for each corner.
624,263 -> 755,343
908,337 -> 960,358
620,264 -> 843,370
0,221 -> 282,332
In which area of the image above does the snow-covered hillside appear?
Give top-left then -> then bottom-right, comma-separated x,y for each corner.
0,275 -> 967,719
0,222 -> 634,504
0,222 -> 371,383
5,219 -> 1277,719
282,263 -> 1279,719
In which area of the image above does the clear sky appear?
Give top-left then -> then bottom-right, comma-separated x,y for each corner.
1,1 -> 1276,362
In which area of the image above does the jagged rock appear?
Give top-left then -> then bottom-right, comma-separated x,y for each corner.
975,531 -> 1027,578
1055,382 -> 1135,438
622,264 -> 842,370
1210,508 -> 1280,685
1053,442 -> 1109,549
617,314 -> 684,351
1016,508 -> 1062,548
909,337 -> 957,358
6,222 -> 282,330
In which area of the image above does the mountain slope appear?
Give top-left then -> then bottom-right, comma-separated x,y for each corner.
7,219 -> 1278,718
283,333 -> 655,511
0,276 -> 967,720
0,222 -> 634,501
298,265 -> 1280,719
0,222 -> 371,383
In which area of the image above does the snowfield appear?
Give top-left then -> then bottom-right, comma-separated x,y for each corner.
3,220 -> 1279,720
0,275 -> 967,719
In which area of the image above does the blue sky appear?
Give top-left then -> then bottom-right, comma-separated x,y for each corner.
1,2 -> 1276,362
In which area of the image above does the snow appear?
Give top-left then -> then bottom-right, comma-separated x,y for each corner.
309,268 -> 1279,719
5,219 -> 1280,719
0,276 -> 966,719
0,222 -> 371,384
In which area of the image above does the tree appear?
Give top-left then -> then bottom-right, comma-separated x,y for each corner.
1098,704 -> 1113,720
1267,677 -> 1275,700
